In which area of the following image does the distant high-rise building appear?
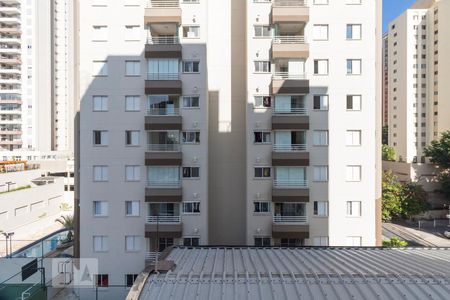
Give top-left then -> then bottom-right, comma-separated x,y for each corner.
77,0 -> 381,285
0,0 -> 75,154
386,0 -> 450,163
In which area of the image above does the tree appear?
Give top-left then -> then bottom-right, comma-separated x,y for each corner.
401,184 -> 429,218
55,215 -> 74,230
437,171 -> 450,198
382,144 -> 396,161
382,171 -> 404,221
424,131 -> 450,169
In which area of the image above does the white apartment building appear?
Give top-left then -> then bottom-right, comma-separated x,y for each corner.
0,0 -> 75,153
387,0 -> 450,163
78,0 -> 381,287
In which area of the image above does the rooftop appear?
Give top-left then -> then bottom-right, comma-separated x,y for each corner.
136,246 -> 450,300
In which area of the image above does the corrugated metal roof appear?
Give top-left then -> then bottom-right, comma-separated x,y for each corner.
140,247 -> 450,300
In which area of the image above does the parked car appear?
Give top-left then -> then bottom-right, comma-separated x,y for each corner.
444,230 -> 450,239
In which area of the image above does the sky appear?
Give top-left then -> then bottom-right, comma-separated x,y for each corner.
383,0 -> 417,32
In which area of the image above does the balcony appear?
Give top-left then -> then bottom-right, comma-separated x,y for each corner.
272,222 -> 309,239
271,72 -> 309,95
272,0 -> 309,23
145,222 -> 182,238
146,179 -> 181,188
273,215 -> 307,224
145,73 -> 182,95
272,150 -> 309,166
146,37 -> 182,59
273,179 -> 308,188
146,215 -> 180,224
272,188 -> 309,202
145,0 -> 181,24
272,115 -> 309,130
146,187 -> 182,202
0,58 -> 21,65
145,109 -> 182,131
273,144 -> 306,152
145,144 -> 182,166
272,36 -> 309,59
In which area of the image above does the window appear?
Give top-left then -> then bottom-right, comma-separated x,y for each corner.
182,167 -> 199,178
346,201 -> 361,217
182,96 -> 200,108
254,201 -> 271,213
148,167 -> 180,186
125,60 -> 140,76
313,25 -> 328,40
125,236 -> 140,252
313,236 -> 329,246
346,236 -> 362,246
93,60 -> 108,76
148,59 -> 179,78
125,166 -> 140,181
254,167 -> 271,178
254,237 -> 271,247
182,61 -> 200,73
313,166 -> 328,182
313,201 -> 328,217
346,130 -> 361,146
93,236 -> 108,252
93,130 -> 108,146
125,25 -> 140,41
125,130 -> 140,146
346,165 -> 361,181
313,95 -> 329,110
254,25 -> 271,37
125,96 -> 140,111
254,131 -> 271,144
94,166 -> 108,181
313,130 -> 328,146
182,26 -> 200,38
314,59 -> 328,75
183,237 -> 200,246
95,274 -> 109,287
347,59 -> 362,75
125,201 -> 140,216
158,238 -> 174,252
182,131 -> 200,144
346,24 -> 362,40
280,239 -> 304,247
93,201 -> 108,217
92,25 -> 107,41
183,202 -> 200,214
254,61 -> 271,73
93,96 -> 108,111
125,274 -> 138,287
254,96 -> 271,108
347,95 -> 361,111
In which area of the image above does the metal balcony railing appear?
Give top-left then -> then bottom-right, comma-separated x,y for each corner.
273,36 -> 306,44
149,0 -> 180,8
272,72 -> 307,80
147,73 -> 180,80
273,144 -> 307,152
147,107 -> 180,116
146,215 -> 181,223
273,179 -> 308,188
273,215 -> 308,223
147,36 -> 180,45
147,144 -> 180,152
147,180 -> 181,187
273,0 -> 308,7
273,107 -> 308,115
145,252 -> 161,261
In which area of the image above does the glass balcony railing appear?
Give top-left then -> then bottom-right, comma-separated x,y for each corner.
147,107 -> 180,116
146,215 -> 181,223
148,0 -> 180,8
273,179 -> 308,188
273,215 -> 308,223
147,144 -> 180,152
273,144 -> 307,152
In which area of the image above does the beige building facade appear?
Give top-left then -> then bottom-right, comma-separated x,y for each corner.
78,0 -> 381,286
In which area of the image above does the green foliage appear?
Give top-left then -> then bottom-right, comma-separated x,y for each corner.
55,215 -> 74,230
437,171 -> 450,198
382,237 -> 408,247
382,171 -> 403,221
382,126 -> 389,145
401,184 -> 429,218
382,171 -> 428,221
424,131 -> 450,169
382,144 -> 396,161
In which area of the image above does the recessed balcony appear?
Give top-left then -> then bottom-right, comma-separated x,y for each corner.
146,36 -> 182,59
272,188 -> 309,202
271,0 -> 309,23
146,187 -> 182,202
145,144 -> 182,166
145,0 -> 182,24
271,73 -> 309,95
272,36 -> 309,59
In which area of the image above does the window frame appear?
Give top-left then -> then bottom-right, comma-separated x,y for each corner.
182,201 -> 201,214
254,167 -> 271,179
313,201 -> 328,217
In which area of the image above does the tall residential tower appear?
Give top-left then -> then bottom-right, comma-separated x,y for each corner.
78,0 -> 381,286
